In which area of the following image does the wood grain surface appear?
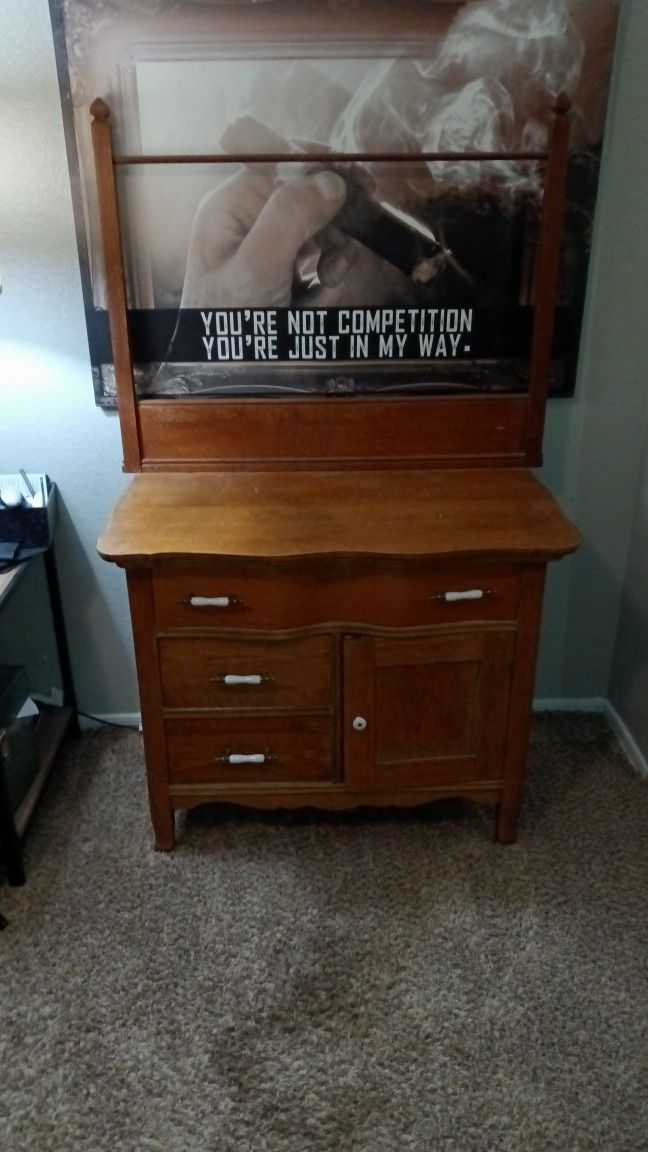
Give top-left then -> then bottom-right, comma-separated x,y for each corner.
98,468 -> 579,565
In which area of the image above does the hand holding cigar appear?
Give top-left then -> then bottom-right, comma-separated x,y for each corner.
180,159 -> 349,308
221,115 -> 452,284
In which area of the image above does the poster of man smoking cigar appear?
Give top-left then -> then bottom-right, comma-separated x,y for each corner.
49,0 -> 621,405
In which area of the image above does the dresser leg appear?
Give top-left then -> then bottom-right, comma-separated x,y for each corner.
152,805 -> 175,852
495,802 -> 519,844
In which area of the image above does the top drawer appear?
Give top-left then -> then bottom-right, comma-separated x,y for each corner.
152,562 -> 521,630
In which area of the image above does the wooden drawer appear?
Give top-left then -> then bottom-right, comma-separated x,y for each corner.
152,563 -> 521,630
166,715 -> 335,785
158,634 -> 333,711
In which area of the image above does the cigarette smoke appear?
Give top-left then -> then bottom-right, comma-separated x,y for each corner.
328,0 -> 616,193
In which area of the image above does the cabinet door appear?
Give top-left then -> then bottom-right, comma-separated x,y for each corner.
343,632 -> 515,790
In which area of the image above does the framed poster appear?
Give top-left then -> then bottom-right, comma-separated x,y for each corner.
49,0 -> 621,406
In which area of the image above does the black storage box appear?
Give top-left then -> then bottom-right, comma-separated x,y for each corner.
0,475 -> 56,552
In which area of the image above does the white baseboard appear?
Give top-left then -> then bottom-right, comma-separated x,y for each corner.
604,700 -> 648,780
533,697 -> 607,714
534,696 -> 648,779
78,712 -> 142,732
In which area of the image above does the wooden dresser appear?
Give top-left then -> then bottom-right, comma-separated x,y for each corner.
98,469 -> 578,849
91,90 -> 579,848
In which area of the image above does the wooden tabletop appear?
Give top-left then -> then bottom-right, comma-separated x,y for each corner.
97,469 -> 580,566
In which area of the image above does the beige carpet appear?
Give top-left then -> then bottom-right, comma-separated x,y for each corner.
1,714 -> 646,1152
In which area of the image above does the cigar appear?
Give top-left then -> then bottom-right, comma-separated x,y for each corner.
220,116 -> 450,284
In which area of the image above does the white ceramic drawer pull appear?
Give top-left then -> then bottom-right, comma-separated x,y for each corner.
210,674 -> 274,686
183,595 -> 237,608
431,588 -> 492,602
216,752 -> 273,765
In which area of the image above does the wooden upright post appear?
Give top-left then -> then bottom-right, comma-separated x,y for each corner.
90,98 -> 142,472
526,93 -> 572,465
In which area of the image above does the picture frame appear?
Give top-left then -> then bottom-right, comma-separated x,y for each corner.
49,0 -> 621,406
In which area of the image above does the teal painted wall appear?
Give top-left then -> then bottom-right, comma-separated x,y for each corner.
535,0 -> 648,739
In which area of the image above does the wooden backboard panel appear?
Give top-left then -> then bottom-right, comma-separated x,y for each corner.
91,96 -> 570,472
135,394 -> 530,471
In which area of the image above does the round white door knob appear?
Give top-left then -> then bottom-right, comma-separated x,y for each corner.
352,716 -> 367,731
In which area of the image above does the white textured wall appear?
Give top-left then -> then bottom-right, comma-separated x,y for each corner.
0,0 -> 137,717
0,0 -> 645,750
534,0 -> 648,739
610,426 -> 648,756
605,0 -> 648,756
